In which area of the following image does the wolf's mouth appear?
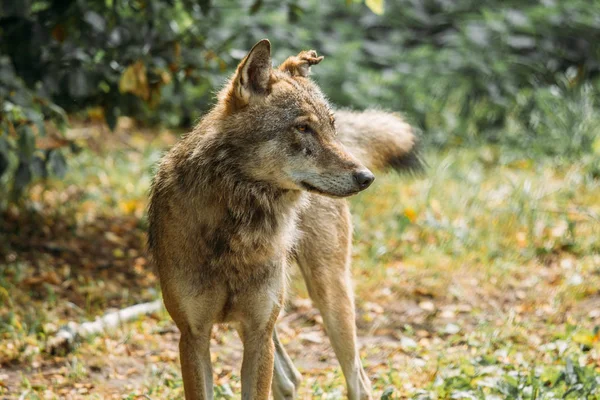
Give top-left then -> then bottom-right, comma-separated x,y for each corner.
300,181 -> 327,194
300,181 -> 360,198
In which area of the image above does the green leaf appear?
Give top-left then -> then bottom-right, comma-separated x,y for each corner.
13,160 -> 32,194
381,387 -> 394,400
288,4 -> 304,23
0,137 -> 9,179
198,0 -> 211,15
84,11 -> 106,32
592,136 -> 600,155
68,68 -> 90,99
31,155 -> 47,178
17,125 -> 35,160
250,0 -> 263,14
365,0 -> 384,15
46,103 -> 68,133
105,106 -> 119,131
47,150 -> 67,178
564,358 -> 577,385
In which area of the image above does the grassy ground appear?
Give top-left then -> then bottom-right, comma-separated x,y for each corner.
1,121 -> 599,399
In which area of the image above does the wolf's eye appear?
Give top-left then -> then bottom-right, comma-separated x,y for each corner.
296,124 -> 312,134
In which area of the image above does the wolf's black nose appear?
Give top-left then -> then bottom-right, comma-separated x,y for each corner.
354,170 -> 375,189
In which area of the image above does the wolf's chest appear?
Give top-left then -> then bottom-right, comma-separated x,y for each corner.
201,205 -> 298,282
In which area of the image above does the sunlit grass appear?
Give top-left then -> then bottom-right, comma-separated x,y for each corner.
347,149 -> 600,399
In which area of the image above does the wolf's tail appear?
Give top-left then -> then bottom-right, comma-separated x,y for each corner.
336,109 -> 423,174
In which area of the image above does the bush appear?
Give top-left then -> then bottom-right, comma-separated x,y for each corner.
0,55 -> 69,203
244,0 -> 600,153
0,0 -> 230,199
1,0 -> 599,201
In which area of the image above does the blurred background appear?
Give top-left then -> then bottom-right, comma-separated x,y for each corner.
1,0 -> 599,398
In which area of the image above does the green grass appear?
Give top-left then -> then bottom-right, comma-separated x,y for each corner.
347,150 -> 600,399
1,123 -> 599,399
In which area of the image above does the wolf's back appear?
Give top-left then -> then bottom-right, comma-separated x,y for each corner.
336,109 -> 422,174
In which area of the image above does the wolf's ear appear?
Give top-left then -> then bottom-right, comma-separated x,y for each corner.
279,50 -> 324,77
231,39 -> 272,106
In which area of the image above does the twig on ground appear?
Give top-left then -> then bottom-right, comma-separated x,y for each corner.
46,300 -> 164,354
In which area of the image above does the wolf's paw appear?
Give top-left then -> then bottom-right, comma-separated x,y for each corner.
272,373 -> 301,400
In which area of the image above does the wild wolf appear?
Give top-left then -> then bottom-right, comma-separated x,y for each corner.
148,39 -> 420,400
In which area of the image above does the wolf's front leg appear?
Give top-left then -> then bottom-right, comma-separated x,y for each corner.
236,276 -> 285,400
239,328 -> 276,400
163,285 -> 228,400
179,325 -> 214,400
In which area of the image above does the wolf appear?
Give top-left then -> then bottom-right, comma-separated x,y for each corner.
147,39 -> 420,400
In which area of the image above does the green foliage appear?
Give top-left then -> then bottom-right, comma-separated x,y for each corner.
505,81 -> 600,159
1,0 -> 599,199
415,357 -> 600,399
0,0 -> 234,198
0,0 -> 229,127
0,55 -> 69,203
238,0 -> 600,155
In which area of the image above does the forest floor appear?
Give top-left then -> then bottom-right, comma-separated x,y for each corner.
1,121 -> 599,399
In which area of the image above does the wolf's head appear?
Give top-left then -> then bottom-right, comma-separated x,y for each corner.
214,39 -> 374,198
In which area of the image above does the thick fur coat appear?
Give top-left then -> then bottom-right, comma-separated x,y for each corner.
148,40 -> 420,400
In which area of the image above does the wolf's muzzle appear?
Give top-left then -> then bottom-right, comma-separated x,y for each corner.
353,170 -> 375,190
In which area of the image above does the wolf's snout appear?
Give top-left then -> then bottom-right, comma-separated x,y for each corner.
353,170 -> 375,190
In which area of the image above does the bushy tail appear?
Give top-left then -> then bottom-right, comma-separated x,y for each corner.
336,109 -> 423,174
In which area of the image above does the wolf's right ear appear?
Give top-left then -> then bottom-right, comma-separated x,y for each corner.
279,50 -> 324,77
229,39 -> 272,108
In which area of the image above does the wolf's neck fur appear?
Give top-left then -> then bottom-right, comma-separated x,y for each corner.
172,123 -> 306,279
182,128 -> 304,217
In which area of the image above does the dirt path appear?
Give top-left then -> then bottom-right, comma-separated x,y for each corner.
1,307 -> 408,399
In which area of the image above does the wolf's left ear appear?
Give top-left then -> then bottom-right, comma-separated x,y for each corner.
279,50 -> 324,77
231,39 -> 272,106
